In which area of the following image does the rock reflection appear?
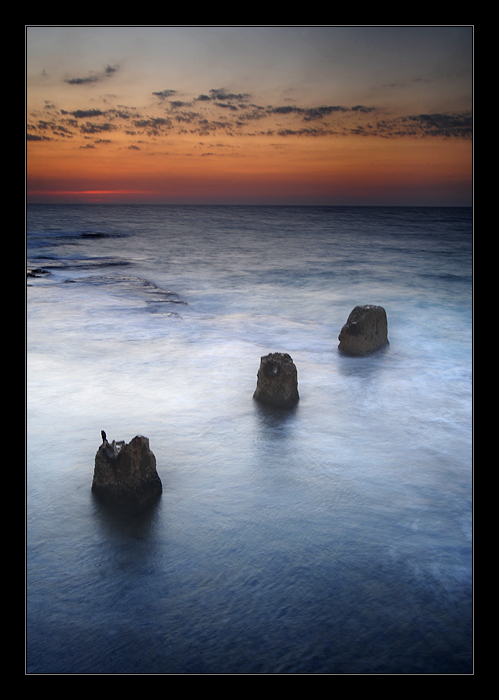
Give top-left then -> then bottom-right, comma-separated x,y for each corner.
253,399 -> 299,440
91,489 -> 162,541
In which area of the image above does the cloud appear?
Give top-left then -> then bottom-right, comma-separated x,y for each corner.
276,127 -> 338,137
351,105 -> 376,113
209,88 -> 251,102
266,104 -> 374,121
153,89 -> 177,100
267,105 -> 304,116
65,76 -> 100,86
27,133 -> 51,141
234,107 -> 267,124
80,122 -> 117,134
214,102 -> 239,111
132,116 -> 173,135
64,65 -> 119,85
107,108 -> 134,120
404,112 -> 472,138
27,79 -> 472,149
194,118 -> 233,136
62,109 -> 106,118
376,111 -> 472,139
174,111 -> 202,123
302,105 -> 349,121
28,117 -> 76,139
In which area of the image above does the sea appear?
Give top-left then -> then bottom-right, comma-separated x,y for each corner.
26,204 -> 473,674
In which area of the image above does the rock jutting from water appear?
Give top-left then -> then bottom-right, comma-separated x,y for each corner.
338,305 -> 389,356
253,352 -> 299,408
92,431 -> 162,512
27,267 -> 50,279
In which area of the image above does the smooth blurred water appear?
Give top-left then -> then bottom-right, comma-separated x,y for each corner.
26,205 -> 472,674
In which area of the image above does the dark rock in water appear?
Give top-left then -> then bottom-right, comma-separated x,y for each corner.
92,433 -> 162,512
27,267 -> 50,278
338,305 -> 389,356
253,352 -> 299,408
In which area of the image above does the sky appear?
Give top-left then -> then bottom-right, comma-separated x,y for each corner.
26,26 -> 473,206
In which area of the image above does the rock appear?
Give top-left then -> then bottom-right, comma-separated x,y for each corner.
27,267 -> 50,278
338,305 -> 389,356
92,433 -> 162,512
253,352 -> 299,408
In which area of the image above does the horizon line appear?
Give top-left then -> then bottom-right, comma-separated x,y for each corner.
26,201 -> 472,208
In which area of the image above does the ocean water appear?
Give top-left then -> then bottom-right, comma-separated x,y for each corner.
26,205 -> 473,674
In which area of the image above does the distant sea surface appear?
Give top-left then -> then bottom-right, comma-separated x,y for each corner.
27,205 -> 472,674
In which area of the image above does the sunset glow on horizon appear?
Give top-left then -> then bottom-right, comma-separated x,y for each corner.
26,26 -> 473,207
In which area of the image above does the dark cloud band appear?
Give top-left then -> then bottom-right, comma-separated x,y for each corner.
27,82 -> 472,147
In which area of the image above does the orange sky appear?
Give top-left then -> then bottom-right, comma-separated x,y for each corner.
26,27 -> 473,206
